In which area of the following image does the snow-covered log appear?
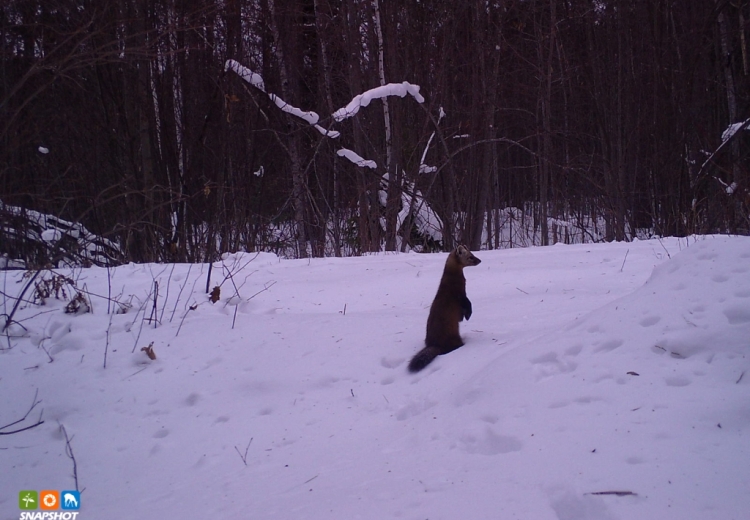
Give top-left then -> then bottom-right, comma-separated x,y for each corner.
0,200 -> 124,268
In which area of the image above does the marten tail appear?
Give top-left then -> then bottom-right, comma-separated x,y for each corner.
408,345 -> 441,373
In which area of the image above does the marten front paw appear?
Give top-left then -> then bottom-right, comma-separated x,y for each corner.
462,297 -> 472,321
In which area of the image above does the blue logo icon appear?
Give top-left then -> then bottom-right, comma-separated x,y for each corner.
60,490 -> 80,510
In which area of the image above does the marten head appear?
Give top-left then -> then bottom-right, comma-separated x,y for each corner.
453,245 -> 481,267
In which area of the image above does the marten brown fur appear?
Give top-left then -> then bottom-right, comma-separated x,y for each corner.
408,245 -> 481,372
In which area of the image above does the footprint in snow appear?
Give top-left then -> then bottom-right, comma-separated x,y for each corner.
395,399 -> 436,421
457,426 -> 522,455
639,316 -> 661,327
548,489 -> 619,520
665,376 -> 691,387
723,305 -> 750,325
594,339 -> 623,353
380,356 -> 404,369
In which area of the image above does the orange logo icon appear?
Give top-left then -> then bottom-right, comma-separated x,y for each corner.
40,490 -> 59,510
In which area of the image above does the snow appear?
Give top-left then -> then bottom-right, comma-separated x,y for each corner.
225,59 -> 266,92
336,148 -> 377,169
268,93 -> 319,125
721,118 -> 750,143
225,59 -> 339,138
332,82 -> 425,122
2,236 -> 749,519
37,146 -> 49,154
40,229 -> 62,242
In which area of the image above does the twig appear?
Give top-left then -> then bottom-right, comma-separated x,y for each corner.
106,265 -> 112,314
657,237 -> 671,260
147,281 -> 159,327
619,249 -> 629,272
737,371 -> 746,384
130,287 -> 153,353
59,423 -> 79,491
104,312 -> 114,368
247,281 -> 277,301
205,261 -> 213,294
176,303 -> 199,337
586,491 -> 637,497
220,263 -> 244,330
185,271 -> 204,311
0,389 -> 44,435
232,304 -> 239,330
38,337 -> 53,363
170,264 -> 192,323
516,287 -> 529,295
234,437 -> 253,466
2,270 -> 41,333
122,366 -> 149,380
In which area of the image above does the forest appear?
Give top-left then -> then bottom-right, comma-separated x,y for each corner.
1,0 -> 749,265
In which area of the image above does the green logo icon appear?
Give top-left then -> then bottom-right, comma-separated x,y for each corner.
19,490 -> 38,510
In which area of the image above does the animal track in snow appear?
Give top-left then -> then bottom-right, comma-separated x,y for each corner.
594,339 -> 623,353
712,274 -> 729,283
153,428 -> 169,438
723,305 -> 750,325
458,427 -> 522,455
531,352 -> 578,380
380,356 -> 403,369
587,325 -> 603,334
639,316 -> 661,327
548,490 -> 617,520
665,376 -> 691,387
395,400 -> 436,421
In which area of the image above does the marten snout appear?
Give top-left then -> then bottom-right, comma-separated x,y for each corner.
456,245 -> 481,267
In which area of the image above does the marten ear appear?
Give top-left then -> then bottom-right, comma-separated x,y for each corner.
456,245 -> 467,255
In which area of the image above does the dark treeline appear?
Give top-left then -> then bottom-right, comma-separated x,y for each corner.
1,0 -> 749,264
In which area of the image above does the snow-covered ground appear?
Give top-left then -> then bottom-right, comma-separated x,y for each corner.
1,236 -> 749,519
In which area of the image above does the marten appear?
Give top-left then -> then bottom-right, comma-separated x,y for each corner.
408,245 -> 481,372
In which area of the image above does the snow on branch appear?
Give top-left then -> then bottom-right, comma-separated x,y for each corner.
225,59 -> 340,138
268,93 -> 320,125
225,59 -> 266,92
721,118 -> 750,143
333,82 -> 425,122
337,148 -> 377,169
